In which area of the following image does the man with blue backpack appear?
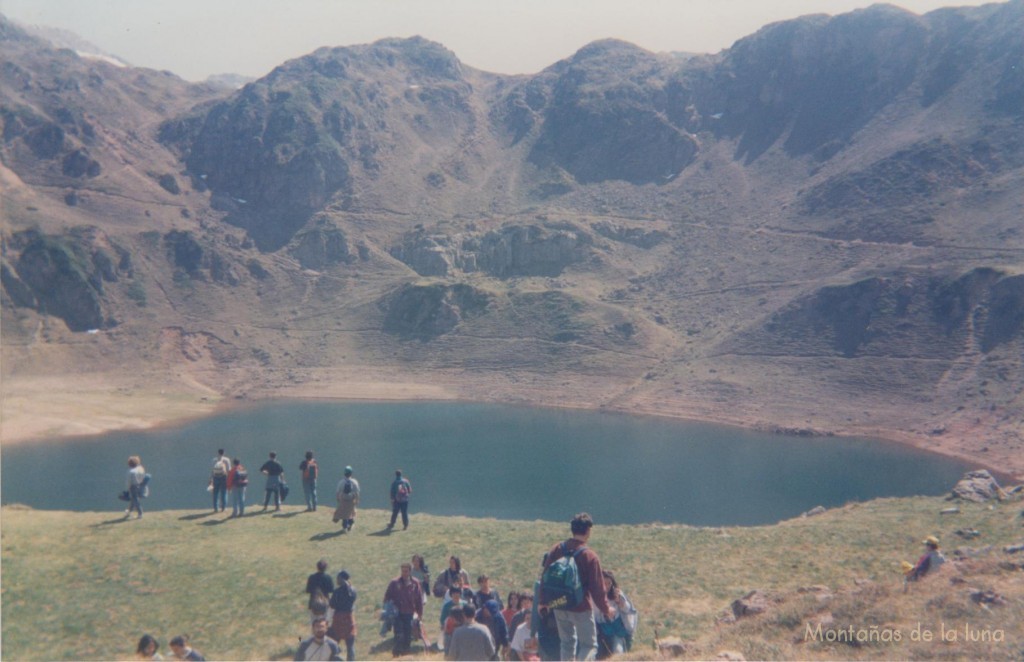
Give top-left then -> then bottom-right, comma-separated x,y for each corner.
539,513 -> 613,661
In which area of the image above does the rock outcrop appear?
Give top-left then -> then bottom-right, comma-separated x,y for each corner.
390,224 -> 593,278
516,40 -> 700,184
164,230 -> 239,285
3,227 -> 132,331
289,219 -> 354,270
951,470 -> 1003,502
730,268 -> 1024,360
381,282 -> 490,339
730,590 -> 772,619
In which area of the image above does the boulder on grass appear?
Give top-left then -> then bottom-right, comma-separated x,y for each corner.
731,590 -> 770,619
951,470 -> 1002,502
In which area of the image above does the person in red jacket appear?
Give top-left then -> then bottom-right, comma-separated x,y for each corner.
541,513 -> 614,661
384,562 -> 424,656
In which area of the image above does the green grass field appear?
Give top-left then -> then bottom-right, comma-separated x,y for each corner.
2,497 -> 1022,660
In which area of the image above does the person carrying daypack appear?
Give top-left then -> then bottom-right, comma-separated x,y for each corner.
387,469 -> 412,530
227,458 -> 248,517
210,449 -> 231,513
333,466 -> 361,533
540,512 -> 613,662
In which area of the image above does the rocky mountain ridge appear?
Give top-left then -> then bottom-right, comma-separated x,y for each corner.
2,4 -> 1022,475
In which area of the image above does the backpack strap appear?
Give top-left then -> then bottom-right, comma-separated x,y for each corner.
560,541 -> 586,559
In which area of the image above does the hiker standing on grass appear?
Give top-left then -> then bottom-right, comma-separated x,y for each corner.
594,570 -> 637,659
411,554 -> 431,604
329,570 -> 358,661
475,575 -> 503,611
478,599 -> 510,658
333,466 -> 360,532
260,452 -> 285,511
168,635 -> 205,661
306,558 -> 335,622
135,634 -> 161,660
440,584 -> 473,654
300,450 -> 319,512
211,448 -> 231,512
540,512 -> 613,662
228,458 -> 248,517
510,605 -> 541,661
124,456 -> 146,520
531,576 -> 561,662
383,562 -> 424,656
294,616 -> 342,661
435,555 -> 472,599
387,469 -> 412,530
447,603 -> 496,662
509,591 -> 534,645
503,591 -> 521,630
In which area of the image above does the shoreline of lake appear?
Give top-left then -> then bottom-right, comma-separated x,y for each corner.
0,399 -> 981,524
3,377 -> 1020,484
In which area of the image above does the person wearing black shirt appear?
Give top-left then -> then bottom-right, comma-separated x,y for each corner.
260,451 -> 285,511
306,558 -> 335,620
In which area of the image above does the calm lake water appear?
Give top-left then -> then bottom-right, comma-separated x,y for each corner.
0,401 -> 972,525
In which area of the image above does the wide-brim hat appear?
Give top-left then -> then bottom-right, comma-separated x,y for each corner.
922,535 -> 939,547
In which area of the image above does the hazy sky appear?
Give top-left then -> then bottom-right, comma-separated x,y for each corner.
1,0 -> 1001,81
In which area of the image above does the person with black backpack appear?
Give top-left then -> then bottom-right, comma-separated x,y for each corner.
299,450 -> 319,512
539,513 -> 613,661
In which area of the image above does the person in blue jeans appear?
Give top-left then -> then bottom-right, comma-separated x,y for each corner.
299,450 -> 319,512
387,469 -> 412,530
211,448 -> 230,512
124,455 -> 145,520
260,451 -> 285,511
228,457 -> 248,517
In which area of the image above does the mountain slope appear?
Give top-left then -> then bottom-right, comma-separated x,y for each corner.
2,5 -> 1022,476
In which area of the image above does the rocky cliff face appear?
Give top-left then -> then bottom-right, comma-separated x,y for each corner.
2,5 -> 1023,471
381,282 -> 491,339
390,224 -> 593,277
159,37 -> 480,251
512,40 -> 700,184
728,268 -> 1024,361
3,227 -> 132,331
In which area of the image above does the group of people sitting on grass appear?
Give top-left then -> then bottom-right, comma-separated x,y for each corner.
296,520 -> 639,661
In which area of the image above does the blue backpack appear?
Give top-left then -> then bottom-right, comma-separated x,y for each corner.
140,473 -> 152,498
541,542 -> 586,609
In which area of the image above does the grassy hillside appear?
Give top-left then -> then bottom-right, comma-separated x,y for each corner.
2,497 -> 1022,660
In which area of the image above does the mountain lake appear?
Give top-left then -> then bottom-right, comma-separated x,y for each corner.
0,400 -> 973,526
